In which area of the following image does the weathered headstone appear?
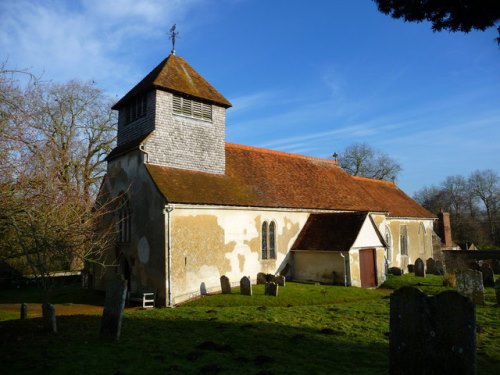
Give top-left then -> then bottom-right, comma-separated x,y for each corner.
480,264 -> 495,287
220,275 -> 231,294
42,303 -> 57,333
495,279 -> 500,306
389,267 -> 403,276
407,264 -> 414,273
265,282 -> 278,296
275,275 -> 286,287
240,276 -> 252,296
390,286 -> 476,375
256,272 -> 267,285
20,303 -> 28,320
414,258 -> 425,277
100,274 -> 128,340
435,260 -> 445,275
426,258 -> 437,275
456,269 -> 484,305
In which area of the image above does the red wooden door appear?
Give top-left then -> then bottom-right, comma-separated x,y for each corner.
359,248 -> 377,287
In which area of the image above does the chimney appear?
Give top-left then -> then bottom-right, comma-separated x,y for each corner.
438,209 -> 453,247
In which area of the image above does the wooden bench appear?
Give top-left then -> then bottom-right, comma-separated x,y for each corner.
129,291 -> 155,308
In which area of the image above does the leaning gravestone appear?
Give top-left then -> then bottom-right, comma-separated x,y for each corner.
389,267 -> 403,276
275,275 -> 286,287
100,274 -> 128,340
220,275 -> 231,294
456,269 -> 484,305
426,258 -> 437,275
240,276 -> 252,296
435,260 -> 445,275
42,303 -> 57,333
265,282 -> 278,296
256,272 -> 267,285
480,264 -> 495,287
414,258 -> 425,277
390,286 -> 476,375
20,303 -> 28,320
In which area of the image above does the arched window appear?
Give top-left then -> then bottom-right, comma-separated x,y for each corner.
118,196 -> 131,243
261,221 -> 277,260
400,225 -> 408,256
384,226 -> 392,263
419,223 -> 426,255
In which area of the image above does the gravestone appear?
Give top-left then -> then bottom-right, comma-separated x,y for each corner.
456,269 -> 484,305
265,282 -> 278,296
390,286 -> 476,375
256,272 -> 267,285
100,274 -> 128,340
407,264 -> 414,273
240,276 -> 252,296
220,275 -> 231,294
435,260 -> 445,275
414,258 -> 425,277
480,264 -> 495,287
389,267 -> 403,276
20,303 -> 28,320
275,275 -> 286,287
495,279 -> 500,306
42,303 -> 57,333
426,258 -> 437,275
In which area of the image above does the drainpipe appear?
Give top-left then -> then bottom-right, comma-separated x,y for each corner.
340,252 -> 348,287
139,143 -> 149,164
164,204 -> 174,307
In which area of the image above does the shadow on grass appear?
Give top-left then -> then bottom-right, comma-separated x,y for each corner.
0,284 -> 104,306
1,313 -> 388,375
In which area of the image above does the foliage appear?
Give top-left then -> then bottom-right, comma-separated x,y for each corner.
413,170 -> 500,247
0,66 -> 117,300
337,142 -> 402,181
374,0 -> 500,44
1,281 -> 499,374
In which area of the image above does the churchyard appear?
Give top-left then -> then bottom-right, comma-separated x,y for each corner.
0,274 -> 499,375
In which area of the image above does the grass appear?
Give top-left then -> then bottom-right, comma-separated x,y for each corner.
0,277 -> 499,375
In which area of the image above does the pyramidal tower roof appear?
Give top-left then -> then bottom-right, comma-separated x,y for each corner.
112,54 -> 232,109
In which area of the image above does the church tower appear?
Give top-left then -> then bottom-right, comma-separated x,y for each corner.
112,54 -> 231,174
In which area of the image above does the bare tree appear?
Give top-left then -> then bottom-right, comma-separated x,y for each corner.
338,142 -> 402,181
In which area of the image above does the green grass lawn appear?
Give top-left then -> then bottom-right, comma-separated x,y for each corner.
0,276 -> 499,375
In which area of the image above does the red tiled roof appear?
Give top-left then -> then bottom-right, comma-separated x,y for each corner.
112,54 -> 231,109
146,143 -> 386,212
291,212 -> 369,251
352,176 -> 436,218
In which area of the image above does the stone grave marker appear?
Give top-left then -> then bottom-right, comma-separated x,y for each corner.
220,275 -> 231,294
480,264 -> 495,287
495,279 -> 500,306
414,258 -> 425,277
389,267 -> 403,276
100,274 -> 128,340
390,286 -> 476,375
435,260 -> 445,275
20,303 -> 28,320
42,303 -> 57,333
456,269 -> 484,305
407,264 -> 414,273
265,282 -> 278,296
426,258 -> 437,275
256,272 -> 267,285
275,275 -> 286,287
240,276 -> 252,296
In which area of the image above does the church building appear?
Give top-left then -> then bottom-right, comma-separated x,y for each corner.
95,51 -> 435,306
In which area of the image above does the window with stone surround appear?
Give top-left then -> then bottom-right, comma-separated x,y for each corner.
261,221 -> 277,260
173,94 -> 212,121
400,225 -> 408,256
125,94 -> 147,124
118,196 -> 131,243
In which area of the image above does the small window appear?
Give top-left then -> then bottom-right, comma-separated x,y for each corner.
261,221 -> 277,260
173,94 -> 212,121
400,225 -> 408,256
126,94 -> 147,124
118,197 -> 131,243
385,226 -> 392,262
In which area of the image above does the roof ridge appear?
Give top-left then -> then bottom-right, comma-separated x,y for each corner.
352,175 -> 396,186
225,142 -> 338,165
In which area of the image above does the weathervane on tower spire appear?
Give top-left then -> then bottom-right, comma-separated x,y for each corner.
169,24 -> 179,55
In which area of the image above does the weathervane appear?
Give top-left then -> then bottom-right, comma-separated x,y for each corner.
169,24 -> 179,55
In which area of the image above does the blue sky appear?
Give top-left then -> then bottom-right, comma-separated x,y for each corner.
1,0 -> 499,195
